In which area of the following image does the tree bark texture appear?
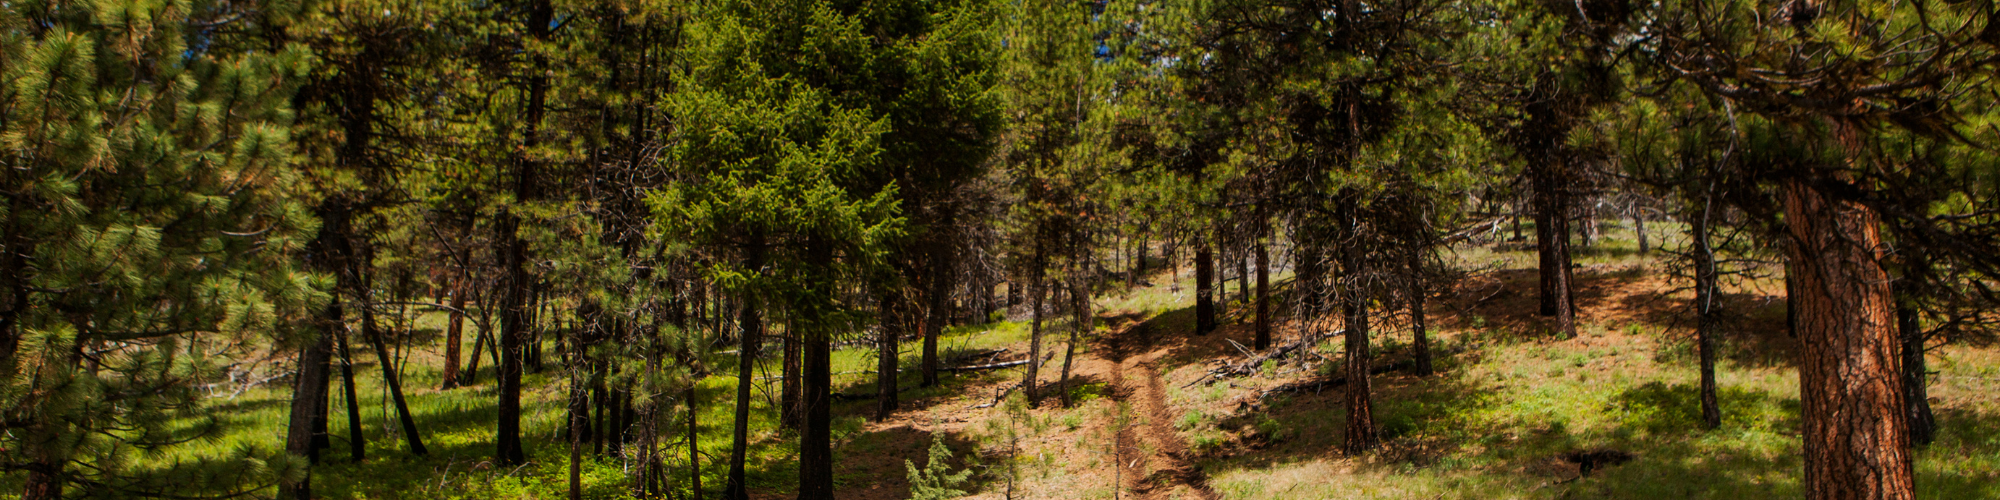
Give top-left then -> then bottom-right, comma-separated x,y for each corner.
798,330 -> 834,499
282,314 -> 335,500
1692,203 -> 1722,430
1533,170 -> 1577,336
1195,240 -> 1217,335
1341,253 -> 1378,454
1782,178 -> 1913,500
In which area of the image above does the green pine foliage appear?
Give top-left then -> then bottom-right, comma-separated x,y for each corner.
0,0 -> 320,496
903,430 -> 972,500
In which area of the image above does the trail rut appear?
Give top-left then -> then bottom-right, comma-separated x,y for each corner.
1100,319 -> 1221,500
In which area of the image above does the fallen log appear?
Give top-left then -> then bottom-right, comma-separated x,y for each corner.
939,359 -> 1030,372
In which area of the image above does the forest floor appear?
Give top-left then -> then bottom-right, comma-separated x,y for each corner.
839,226 -> 2000,500
114,223 -> 2000,499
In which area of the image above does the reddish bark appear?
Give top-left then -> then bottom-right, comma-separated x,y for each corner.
1782,178 -> 1913,500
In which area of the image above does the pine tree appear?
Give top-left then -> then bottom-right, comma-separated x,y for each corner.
0,0 -> 319,497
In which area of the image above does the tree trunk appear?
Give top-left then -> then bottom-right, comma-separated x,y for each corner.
1692,201 -> 1721,430
441,277 -> 468,390
336,328 -> 365,462
723,238 -> 764,500
1024,257 -> 1046,408
798,327 -> 834,500
282,308 -> 336,500
1255,240 -> 1271,351
466,296 -> 492,385
781,327 -> 801,431
876,287 -> 902,421
1061,273 -> 1090,408
1339,206 -> 1378,454
1408,251 -> 1431,377
1195,240 -> 1216,335
1894,270 -> 1936,447
496,0 -> 552,466
361,296 -> 429,456
1534,171 -> 1577,336
923,215 -> 953,387
1633,207 -> 1650,255
1782,178 -> 1913,500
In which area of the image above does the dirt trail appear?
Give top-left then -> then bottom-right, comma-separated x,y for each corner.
1100,319 -> 1221,500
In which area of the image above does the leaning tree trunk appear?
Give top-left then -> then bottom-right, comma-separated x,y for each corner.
1692,201 -> 1722,430
1782,178 -> 1914,500
335,329 -> 366,462
358,282 -> 428,456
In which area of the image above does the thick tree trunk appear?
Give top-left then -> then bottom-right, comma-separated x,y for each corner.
1195,240 -> 1216,335
781,328 -> 801,430
923,217 -> 953,387
1533,172 -> 1577,336
723,239 -> 764,500
798,327 -> 834,499
1692,203 -> 1721,430
282,310 -> 335,500
1782,178 -> 1913,500
496,0 -> 552,466
495,212 -> 530,465
1339,208 -> 1378,454
1255,240 -> 1271,351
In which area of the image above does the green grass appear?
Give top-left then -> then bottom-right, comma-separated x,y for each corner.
82,311 -> 1037,500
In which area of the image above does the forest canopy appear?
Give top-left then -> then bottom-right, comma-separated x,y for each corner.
1,0 -> 1996,499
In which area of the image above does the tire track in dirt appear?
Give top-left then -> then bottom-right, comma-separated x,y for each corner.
1100,319 -> 1221,500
